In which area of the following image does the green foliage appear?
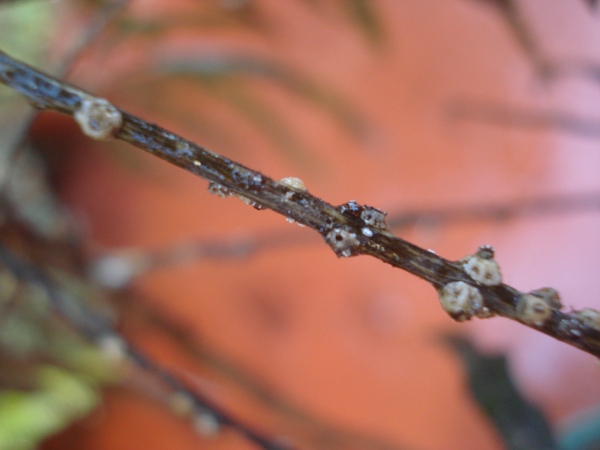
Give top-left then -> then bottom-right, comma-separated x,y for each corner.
0,0 -> 55,64
0,266 -> 119,449
0,366 -> 99,450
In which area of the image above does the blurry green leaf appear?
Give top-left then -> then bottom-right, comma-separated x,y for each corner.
0,367 -> 99,450
444,335 -> 557,450
468,0 -> 548,74
0,271 -> 118,449
39,365 -> 99,411
0,277 -> 118,380
0,0 -> 56,64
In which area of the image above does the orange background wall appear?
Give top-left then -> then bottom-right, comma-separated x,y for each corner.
41,1 -> 600,449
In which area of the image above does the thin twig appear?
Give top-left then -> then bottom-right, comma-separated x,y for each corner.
0,244 -> 291,450
2,49 -> 599,358
447,100 -> 600,138
387,191 -> 600,228
470,0 -> 550,74
88,230 -> 315,289
89,191 -> 600,288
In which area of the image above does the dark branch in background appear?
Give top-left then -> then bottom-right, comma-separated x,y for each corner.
2,51 -> 600,361
470,0 -> 548,74
444,335 -> 557,450
89,190 -> 600,289
123,292 -> 408,450
545,60 -> 600,85
447,100 -> 600,139
469,0 -> 600,84
89,230 -> 315,289
389,191 -> 600,227
0,244 -> 291,450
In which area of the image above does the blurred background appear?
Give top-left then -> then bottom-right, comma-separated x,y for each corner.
1,1 -> 600,449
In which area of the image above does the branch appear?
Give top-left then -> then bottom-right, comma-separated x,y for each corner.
469,0 -> 549,75
0,244 -> 291,450
2,49 -> 600,358
89,190 -> 600,288
447,99 -> 600,139
121,292 -> 407,450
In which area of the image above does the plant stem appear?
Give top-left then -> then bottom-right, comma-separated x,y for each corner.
2,48 -> 600,358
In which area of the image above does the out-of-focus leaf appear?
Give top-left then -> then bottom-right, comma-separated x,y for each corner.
444,335 -> 557,450
559,405 -> 600,450
156,54 -> 369,140
0,0 -> 55,64
342,0 -> 384,46
0,267 -> 120,449
0,366 -> 99,450
212,80 -> 319,169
